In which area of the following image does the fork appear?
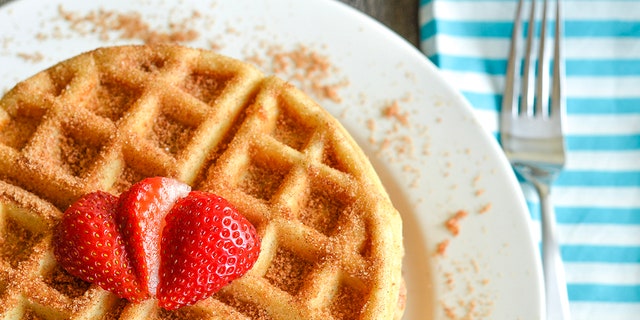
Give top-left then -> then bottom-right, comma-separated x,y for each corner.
500,0 -> 569,319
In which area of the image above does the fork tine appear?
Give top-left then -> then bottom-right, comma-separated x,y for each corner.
501,0 -> 525,119
535,0 -> 550,117
520,0 -> 538,117
551,0 -> 564,119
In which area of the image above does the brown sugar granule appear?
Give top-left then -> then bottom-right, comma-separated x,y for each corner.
445,210 -> 468,236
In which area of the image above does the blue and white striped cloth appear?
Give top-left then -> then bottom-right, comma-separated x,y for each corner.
419,1 -> 640,319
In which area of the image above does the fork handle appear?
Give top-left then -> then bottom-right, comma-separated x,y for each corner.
538,183 -> 571,320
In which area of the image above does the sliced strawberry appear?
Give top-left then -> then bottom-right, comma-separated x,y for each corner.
116,177 -> 191,296
54,178 -> 260,310
53,191 -> 146,301
157,191 -> 261,310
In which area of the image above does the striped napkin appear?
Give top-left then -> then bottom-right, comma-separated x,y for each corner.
419,1 -> 640,319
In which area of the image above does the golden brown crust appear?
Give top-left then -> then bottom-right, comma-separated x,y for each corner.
0,45 -> 404,319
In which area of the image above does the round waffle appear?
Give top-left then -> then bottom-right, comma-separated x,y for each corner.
0,45 -> 404,319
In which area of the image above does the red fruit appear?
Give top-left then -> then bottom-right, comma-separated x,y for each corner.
54,191 -> 146,301
157,191 -> 261,310
54,178 -> 260,310
116,177 -> 191,296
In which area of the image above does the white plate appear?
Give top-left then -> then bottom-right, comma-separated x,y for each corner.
0,0 -> 543,318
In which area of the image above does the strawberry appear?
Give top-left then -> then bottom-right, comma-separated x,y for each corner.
157,191 -> 261,310
54,178 -> 260,310
116,177 -> 191,296
53,191 -> 146,301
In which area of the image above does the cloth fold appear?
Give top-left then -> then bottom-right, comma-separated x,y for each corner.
419,1 -> 640,319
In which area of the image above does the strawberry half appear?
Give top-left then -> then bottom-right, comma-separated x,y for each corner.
54,178 -> 260,310
116,177 -> 191,296
53,191 -> 146,301
157,191 -> 261,310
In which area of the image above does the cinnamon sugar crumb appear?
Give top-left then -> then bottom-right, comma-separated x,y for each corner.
472,175 -> 481,186
366,119 -> 376,144
445,210 -> 468,236
462,300 -> 478,320
382,100 -> 409,127
57,6 -> 200,44
467,282 -> 475,294
16,52 -> 44,63
444,272 -> 455,290
442,302 -> 458,319
436,239 -> 450,256
478,203 -> 492,214
247,44 -> 348,102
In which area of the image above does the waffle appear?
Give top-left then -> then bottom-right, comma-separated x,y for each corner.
0,45 -> 405,319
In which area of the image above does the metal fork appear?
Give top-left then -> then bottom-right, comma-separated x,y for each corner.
500,0 -> 569,319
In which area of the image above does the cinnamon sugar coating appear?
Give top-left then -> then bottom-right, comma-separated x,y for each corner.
0,45 -> 404,319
